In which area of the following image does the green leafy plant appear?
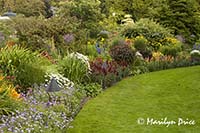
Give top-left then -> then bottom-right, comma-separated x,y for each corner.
57,53 -> 90,83
0,21 -> 15,48
112,37 -> 127,47
147,54 -> 196,72
13,16 -> 79,53
133,36 -> 148,51
160,44 -> 182,57
121,18 -> 172,50
156,0 -> 200,45
61,0 -> 103,38
0,79 -> 22,116
0,46 -> 50,89
131,57 -> 149,75
81,83 -> 102,97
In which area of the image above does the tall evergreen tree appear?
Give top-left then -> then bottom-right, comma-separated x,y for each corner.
157,0 -> 200,44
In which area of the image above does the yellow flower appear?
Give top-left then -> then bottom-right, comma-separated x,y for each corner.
0,76 -> 4,81
152,52 -> 163,61
101,38 -> 105,42
10,89 -> 20,100
87,41 -> 91,45
163,37 -> 179,45
136,35 -> 144,39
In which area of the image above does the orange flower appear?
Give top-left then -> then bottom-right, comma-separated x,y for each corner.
7,41 -> 15,48
10,89 -> 20,100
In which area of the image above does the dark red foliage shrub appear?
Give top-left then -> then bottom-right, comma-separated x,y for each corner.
109,44 -> 136,65
90,58 -> 119,76
90,58 -> 130,88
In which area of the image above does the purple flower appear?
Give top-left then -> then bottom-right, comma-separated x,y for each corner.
193,44 -> 197,50
96,47 -> 101,54
63,34 -> 74,44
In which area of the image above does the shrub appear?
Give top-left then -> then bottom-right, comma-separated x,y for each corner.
0,21 -> 15,47
109,39 -> 136,64
90,58 -> 129,88
159,44 -> 182,57
161,37 -> 181,46
85,44 -> 99,58
158,37 -> 182,57
146,54 -> 197,72
112,37 -> 127,47
1,0 -> 46,17
156,0 -> 200,45
133,36 -> 152,58
133,36 -> 148,51
57,52 -> 91,83
81,83 -> 102,97
0,46 -> 50,89
14,0 -> 46,17
121,18 -> 172,50
130,57 -> 149,75
13,16 -> 79,52
61,0 -> 103,38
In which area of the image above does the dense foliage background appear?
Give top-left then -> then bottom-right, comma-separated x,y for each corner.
0,0 -> 200,132
0,0 -> 200,47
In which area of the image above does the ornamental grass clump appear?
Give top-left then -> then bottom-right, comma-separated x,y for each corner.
57,52 -> 91,83
0,46 -> 50,89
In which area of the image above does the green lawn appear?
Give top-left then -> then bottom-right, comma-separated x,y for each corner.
68,66 -> 200,133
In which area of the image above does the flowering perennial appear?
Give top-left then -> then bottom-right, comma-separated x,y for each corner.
69,52 -> 91,72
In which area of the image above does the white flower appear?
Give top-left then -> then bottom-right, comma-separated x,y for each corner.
45,73 -> 74,90
135,51 -> 143,57
190,50 -> 200,55
69,52 -> 91,72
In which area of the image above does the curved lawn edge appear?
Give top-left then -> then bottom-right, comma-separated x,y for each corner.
68,66 -> 200,133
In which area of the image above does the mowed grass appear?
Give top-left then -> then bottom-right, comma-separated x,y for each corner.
68,66 -> 200,133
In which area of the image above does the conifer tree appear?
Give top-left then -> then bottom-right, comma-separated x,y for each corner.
158,0 -> 200,44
